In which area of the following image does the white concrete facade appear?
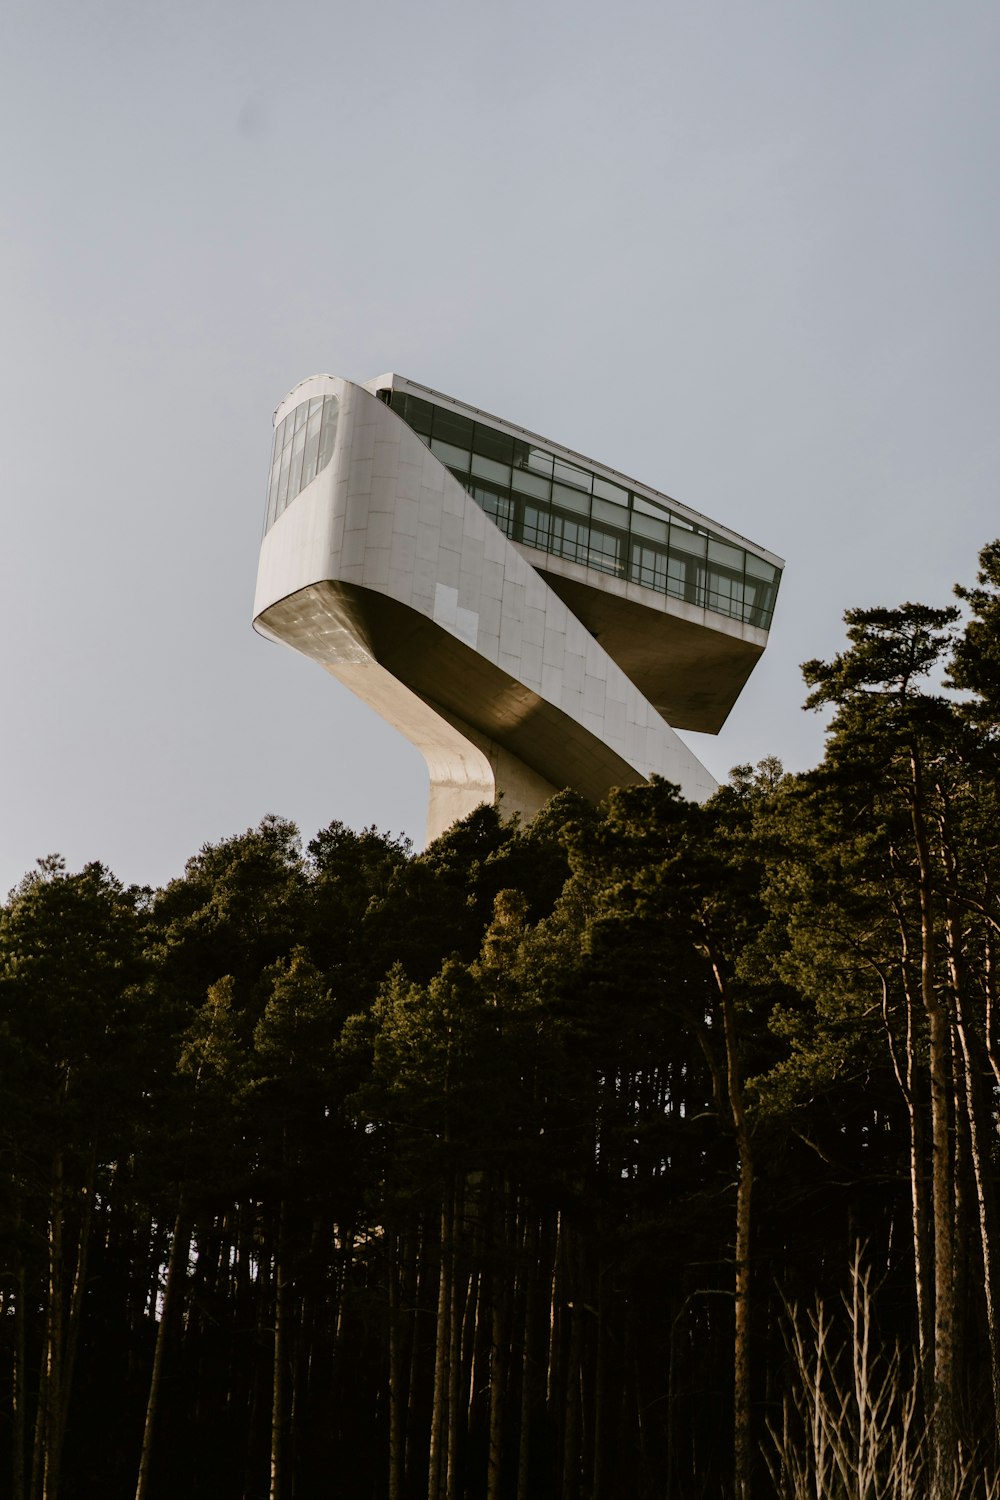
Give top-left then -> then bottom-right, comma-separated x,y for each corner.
253,374 -> 782,843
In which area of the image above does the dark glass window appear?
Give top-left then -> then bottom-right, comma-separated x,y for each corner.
432,408 -> 475,450
632,542 -> 669,592
396,392 -> 433,435
473,424 -> 514,464
472,483 -> 515,537
744,555 -> 778,628
550,514 -> 590,567
587,526 -> 624,576
522,503 -> 553,551
471,424 -> 513,488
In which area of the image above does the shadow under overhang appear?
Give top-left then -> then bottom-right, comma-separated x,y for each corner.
255,581 -> 646,804
529,558 -> 767,734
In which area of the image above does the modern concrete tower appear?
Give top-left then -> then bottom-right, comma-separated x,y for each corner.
253,373 -> 783,842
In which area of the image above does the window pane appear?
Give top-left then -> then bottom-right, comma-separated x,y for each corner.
267,436 -> 282,514
708,538 -> 744,571
471,452 -> 512,486
397,393 -> 434,435
707,568 -> 744,619
668,526 -> 707,559
431,438 -> 471,472
513,443 -> 553,477
630,510 -> 669,544
432,408 -> 475,449
472,483 -> 515,537
745,554 -> 778,583
553,457 -> 591,491
551,514 -> 589,564
511,467 -> 551,500
301,403 -> 323,489
593,475 -> 628,506
473,424 -> 514,464
588,528 -> 623,575
317,397 -> 339,472
634,494 -> 671,520
521,504 -> 552,550
666,551 -> 705,605
287,423 -> 306,500
631,542 -> 668,592
276,441 -> 292,512
744,576 -> 777,628
552,482 -> 591,516
593,497 -> 631,529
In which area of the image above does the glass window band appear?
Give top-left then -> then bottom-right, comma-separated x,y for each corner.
379,390 -> 781,630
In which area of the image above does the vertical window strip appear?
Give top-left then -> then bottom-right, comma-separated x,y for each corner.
264,395 -> 340,534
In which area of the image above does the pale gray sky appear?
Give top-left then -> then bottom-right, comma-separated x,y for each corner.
3,0 -> 998,894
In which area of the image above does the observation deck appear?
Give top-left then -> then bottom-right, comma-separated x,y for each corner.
253,373 -> 783,841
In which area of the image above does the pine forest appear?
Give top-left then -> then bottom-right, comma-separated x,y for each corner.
7,543 -> 1000,1500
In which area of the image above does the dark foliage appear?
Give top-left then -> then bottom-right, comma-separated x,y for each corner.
4,544 -> 1000,1500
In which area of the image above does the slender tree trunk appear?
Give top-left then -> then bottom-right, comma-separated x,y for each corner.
12,1221 -> 27,1500
32,1143 -> 95,1500
462,1263 -> 481,1432
36,1149 -> 65,1500
427,1189 -> 453,1500
270,1199 -> 290,1500
445,1179 -> 464,1500
706,949 -> 754,1500
952,965 -> 1000,1432
885,908 -> 934,1384
547,1210 -> 567,1471
983,937 -> 1000,1096
516,1211 -> 541,1500
562,1314 -> 583,1500
591,1254 -> 610,1500
731,1116 -> 753,1499
51,1149 -> 97,1491
405,1218 -> 427,1493
134,1210 -> 190,1500
388,1230 -> 405,1500
486,1184 -> 510,1500
909,753 -> 956,1498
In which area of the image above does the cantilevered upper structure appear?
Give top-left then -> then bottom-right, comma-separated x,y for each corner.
253,373 -> 783,842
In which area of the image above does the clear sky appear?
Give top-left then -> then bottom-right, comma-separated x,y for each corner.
3,0 -> 998,895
